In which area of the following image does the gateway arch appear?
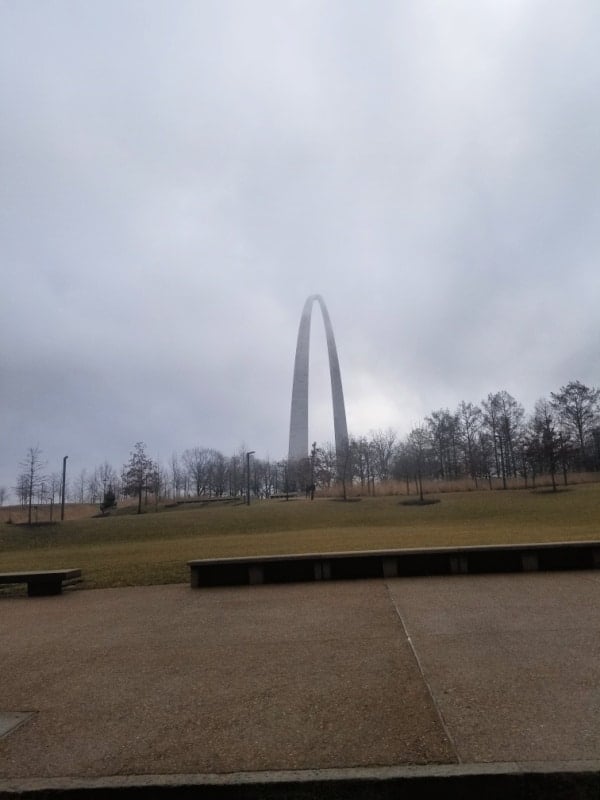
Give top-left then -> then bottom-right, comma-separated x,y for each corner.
288,294 -> 348,464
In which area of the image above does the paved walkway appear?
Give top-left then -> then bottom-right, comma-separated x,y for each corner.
1,572 -> 600,784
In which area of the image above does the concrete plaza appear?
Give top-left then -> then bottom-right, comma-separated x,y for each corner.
2,571 -> 600,794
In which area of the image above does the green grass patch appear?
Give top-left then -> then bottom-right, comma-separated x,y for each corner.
1,484 -> 599,590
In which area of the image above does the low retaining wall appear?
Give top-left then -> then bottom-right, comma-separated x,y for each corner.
189,541 -> 600,588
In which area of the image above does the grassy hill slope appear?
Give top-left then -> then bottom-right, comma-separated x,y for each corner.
1,484 -> 599,590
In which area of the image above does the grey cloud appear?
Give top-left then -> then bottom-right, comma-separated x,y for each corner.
2,1 -> 599,495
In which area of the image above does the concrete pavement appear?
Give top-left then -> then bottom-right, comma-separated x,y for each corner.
1,572 -> 600,794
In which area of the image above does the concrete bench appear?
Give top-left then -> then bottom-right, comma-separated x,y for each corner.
0,569 -> 82,596
189,541 -> 600,588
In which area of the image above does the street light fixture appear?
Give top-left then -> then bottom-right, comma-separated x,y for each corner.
246,451 -> 255,506
60,455 -> 68,521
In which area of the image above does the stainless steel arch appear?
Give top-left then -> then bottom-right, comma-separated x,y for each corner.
288,295 -> 348,463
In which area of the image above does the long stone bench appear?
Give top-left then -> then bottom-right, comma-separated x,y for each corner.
0,569 -> 82,596
189,541 -> 600,588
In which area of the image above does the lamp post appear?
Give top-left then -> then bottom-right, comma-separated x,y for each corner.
60,455 -> 68,521
246,451 -> 255,506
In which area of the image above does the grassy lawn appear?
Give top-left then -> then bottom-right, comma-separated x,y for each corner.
1,483 -> 599,590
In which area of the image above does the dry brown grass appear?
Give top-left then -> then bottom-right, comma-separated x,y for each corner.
317,472 -> 600,497
1,480 -> 600,591
0,503 -> 103,525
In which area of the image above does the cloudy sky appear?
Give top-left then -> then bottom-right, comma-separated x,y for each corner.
2,1 -> 600,495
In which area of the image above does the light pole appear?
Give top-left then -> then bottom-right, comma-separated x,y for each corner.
246,451 -> 255,506
60,455 -> 68,521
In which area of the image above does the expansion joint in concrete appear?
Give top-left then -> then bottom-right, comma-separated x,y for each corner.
384,580 -> 461,764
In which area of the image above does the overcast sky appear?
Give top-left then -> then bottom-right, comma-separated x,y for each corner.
2,1 -> 600,496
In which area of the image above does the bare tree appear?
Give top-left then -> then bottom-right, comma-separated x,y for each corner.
426,410 -> 460,479
227,454 -> 242,497
528,400 -> 561,491
47,472 -> 62,521
406,426 -> 430,501
182,447 -> 212,497
97,462 -> 117,496
482,391 -> 524,488
369,428 -> 398,483
17,445 -> 47,524
87,468 -> 101,504
71,468 -> 87,504
272,460 -> 291,498
392,441 -> 414,495
15,473 -> 29,508
457,401 -> 483,487
147,462 -> 168,508
210,450 -> 227,496
482,393 -> 503,483
353,437 -> 374,494
312,442 -> 337,490
169,452 -> 185,498
337,438 -> 353,501
0,486 -> 6,506
498,390 -> 525,478
551,380 -> 600,470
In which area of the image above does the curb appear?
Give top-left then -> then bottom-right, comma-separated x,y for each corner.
3,762 -> 600,799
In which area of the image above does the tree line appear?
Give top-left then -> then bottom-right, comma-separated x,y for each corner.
344,380 -> 600,496
9,380 -> 600,516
